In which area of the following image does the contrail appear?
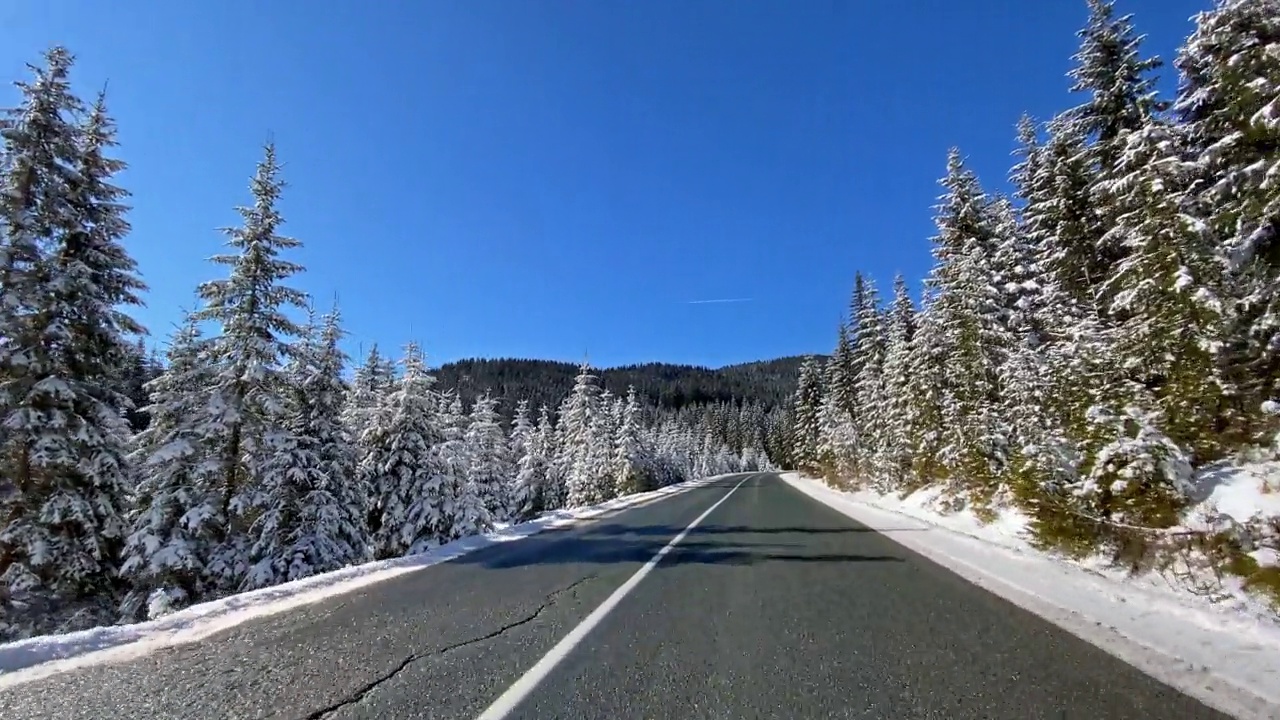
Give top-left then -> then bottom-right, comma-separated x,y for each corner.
685,297 -> 753,305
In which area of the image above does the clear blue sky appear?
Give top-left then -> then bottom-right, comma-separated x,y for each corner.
1,0 -> 1210,369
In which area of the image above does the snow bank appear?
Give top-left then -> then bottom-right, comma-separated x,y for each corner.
0,475 -> 729,686
780,472 -> 1280,720
1182,460 -> 1280,574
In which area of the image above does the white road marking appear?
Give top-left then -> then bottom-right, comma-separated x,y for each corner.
474,473 -> 754,720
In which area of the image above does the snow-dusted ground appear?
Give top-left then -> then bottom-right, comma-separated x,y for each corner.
781,470 -> 1280,720
0,475 -> 728,686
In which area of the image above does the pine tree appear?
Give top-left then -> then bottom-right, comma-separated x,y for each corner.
533,405 -> 562,511
190,142 -> 309,592
815,386 -> 857,483
1066,0 -> 1166,168
587,390 -> 621,500
790,356 -> 825,472
881,274 -> 917,487
244,306 -> 368,589
119,313 -> 218,620
1064,0 -> 1167,306
919,150 -> 1009,496
366,343 -> 446,558
464,393 -> 512,522
346,343 -> 396,539
825,323 -> 856,416
0,50 -> 145,627
345,344 -> 396,446
558,364 -> 606,506
1175,0 -> 1280,445
613,386 -> 650,495
1093,118 -> 1225,462
508,400 -> 544,521
851,276 -> 888,483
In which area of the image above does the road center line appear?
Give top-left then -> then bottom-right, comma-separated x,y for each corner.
474,473 -> 753,720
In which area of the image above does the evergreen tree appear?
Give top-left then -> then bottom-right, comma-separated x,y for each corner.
346,343 -> 396,539
613,386 -> 650,495
881,274 -> 917,486
1064,0 -> 1167,307
1094,118 -> 1225,462
190,142 -> 309,592
119,313 -> 218,620
345,344 -> 396,445
558,364 -> 606,507
1175,0 -> 1280,445
508,400 -> 544,521
464,393 -> 512,522
1066,0 -> 1166,169
244,306 -> 368,589
435,389 -> 490,543
790,356 -> 825,472
825,323 -> 856,416
851,276 -> 888,482
533,405 -> 562,511
365,343 -> 444,559
920,150 -> 1009,494
0,50 -> 145,627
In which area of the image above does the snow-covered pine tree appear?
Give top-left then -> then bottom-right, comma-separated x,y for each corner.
613,386 -> 651,495
1,52 -> 146,632
844,274 -> 872,403
558,364 -> 606,507
244,305 -> 368,590
507,400 -> 544,520
1063,0 -> 1166,307
464,393 -> 512,522
37,87 -> 147,607
789,356 -> 825,472
880,274 -> 917,487
1092,118 -> 1225,464
815,384 -> 857,484
346,343 -> 396,541
436,389 -> 490,543
1001,119 -> 1055,446
814,320 -> 856,478
586,389 -> 620,501
119,312 -> 218,620
190,142 -> 309,592
852,276 -> 889,485
919,149 -> 1010,497
1066,0 -> 1166,169
1011,112 -> 1118,505
366,343 -> 446,558
1175,0 -> 1280,447
533,404 -> 563,510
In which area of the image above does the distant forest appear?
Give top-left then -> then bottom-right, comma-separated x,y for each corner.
120,350 -> 813,433
432,356 -> 813,418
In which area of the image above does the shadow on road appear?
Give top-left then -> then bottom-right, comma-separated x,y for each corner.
586,523 -> 926,537
448,529 -> 908,570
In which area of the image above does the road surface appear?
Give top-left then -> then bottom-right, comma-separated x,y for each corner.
0,473 -> 1234,719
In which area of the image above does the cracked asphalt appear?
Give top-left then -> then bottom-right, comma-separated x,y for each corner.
0,473 -> 1238,719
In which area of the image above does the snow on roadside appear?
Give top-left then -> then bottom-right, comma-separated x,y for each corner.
780,471 -> 1280,720
0,475 -> 729,686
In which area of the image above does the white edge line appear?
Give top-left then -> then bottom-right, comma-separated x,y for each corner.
474,473 -> 754,720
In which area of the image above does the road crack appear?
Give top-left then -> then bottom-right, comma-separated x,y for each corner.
304,574 -> 599,719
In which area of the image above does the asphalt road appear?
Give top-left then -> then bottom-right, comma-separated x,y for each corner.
0,473 -> 1236,720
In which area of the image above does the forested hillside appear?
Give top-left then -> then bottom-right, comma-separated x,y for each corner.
784,0 -> 1280,607
433,356 -> 806,418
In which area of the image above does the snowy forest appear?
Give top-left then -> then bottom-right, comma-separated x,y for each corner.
433,356 -> 804,421
0,49 -> 779,642
786,0 -> 1280,604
